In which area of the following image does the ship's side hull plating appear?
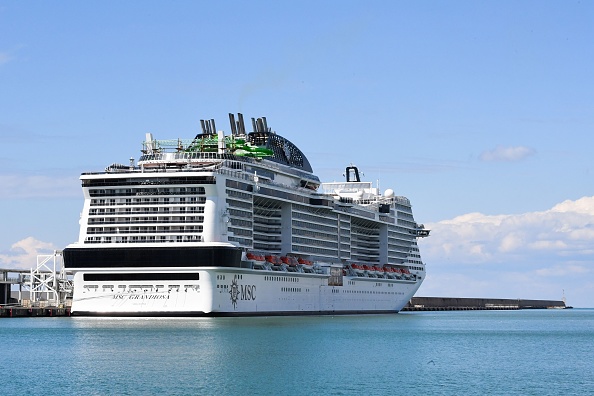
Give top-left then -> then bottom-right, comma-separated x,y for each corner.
70,266 -> 423,316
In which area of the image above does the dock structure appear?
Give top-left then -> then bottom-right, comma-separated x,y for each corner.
0,306 -> 71,317
402,297 -> 566,311
0,251 -> 72,310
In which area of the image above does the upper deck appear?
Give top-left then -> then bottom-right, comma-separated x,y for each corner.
138,113 -> 313,171
86,113 -> 321,188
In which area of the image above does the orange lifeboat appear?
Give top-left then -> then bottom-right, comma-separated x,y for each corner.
265,255 -> 281,265
247,252 -> 265,262
281,256 -> 298,266
350,264 -> 364,275
298,257 -> 313,265
246,252 -> 266,269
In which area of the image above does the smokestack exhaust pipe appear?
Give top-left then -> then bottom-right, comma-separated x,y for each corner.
229,113 -> 237,135
262,117 -> 268,132
238,113 -> 246,134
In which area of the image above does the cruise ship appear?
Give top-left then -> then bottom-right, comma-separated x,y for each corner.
63,113 -> 430,316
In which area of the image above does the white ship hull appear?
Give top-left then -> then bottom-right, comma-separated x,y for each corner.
70,267 -> 422,316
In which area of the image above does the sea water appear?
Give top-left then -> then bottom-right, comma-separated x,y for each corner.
1,309 -> 592,395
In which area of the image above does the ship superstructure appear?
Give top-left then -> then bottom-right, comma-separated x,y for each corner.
63,113 -> 429,315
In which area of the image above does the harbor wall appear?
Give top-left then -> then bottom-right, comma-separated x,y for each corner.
0,306 -> 71,317
403,297 -> 566,311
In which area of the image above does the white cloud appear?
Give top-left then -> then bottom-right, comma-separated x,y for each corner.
418,196 -> 594,307
0,237 -> 58,270
500,232 -> 527,252
479,145 -> 536,162
0,174 -> 79,199
423,197 -> 594,262
551,196 -> 594,215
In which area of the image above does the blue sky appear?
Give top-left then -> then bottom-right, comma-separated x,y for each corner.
1,1 -> 592,307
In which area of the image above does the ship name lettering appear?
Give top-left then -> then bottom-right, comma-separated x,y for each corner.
240,285 -> 256,301
114,294 -> 170,300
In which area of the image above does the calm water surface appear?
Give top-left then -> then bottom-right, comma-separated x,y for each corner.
1,309 -> 593,395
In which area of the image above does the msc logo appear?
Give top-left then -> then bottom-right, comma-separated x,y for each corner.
228,278 -> 256,309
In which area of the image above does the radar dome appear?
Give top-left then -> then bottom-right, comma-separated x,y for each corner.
384,189 -> 394,198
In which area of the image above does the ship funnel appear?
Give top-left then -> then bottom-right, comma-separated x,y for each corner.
262,117 -> 268,132
345,166 -> 361,182
229,113 -> 237,135
238,113 -> 246,134
200,119 -> 218,136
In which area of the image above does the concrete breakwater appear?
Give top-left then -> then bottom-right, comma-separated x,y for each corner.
402,297 -> 567,311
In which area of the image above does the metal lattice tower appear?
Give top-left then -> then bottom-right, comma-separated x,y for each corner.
24,250 -> 72,307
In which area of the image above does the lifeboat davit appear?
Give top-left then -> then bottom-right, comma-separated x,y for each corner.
384,266 -> 396,278
265,255 -> 282,266
281,256 -> 298,266
362,265 -> 375,277
281,256 -> 299,271
350,263 -> 364,275
246,252 -> 266,269
297,257 -> 313,266
296,257 -> 314,272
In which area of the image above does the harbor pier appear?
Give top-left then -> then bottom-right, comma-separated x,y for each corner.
402,297 -> 566,311
0,306 -> 71,317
